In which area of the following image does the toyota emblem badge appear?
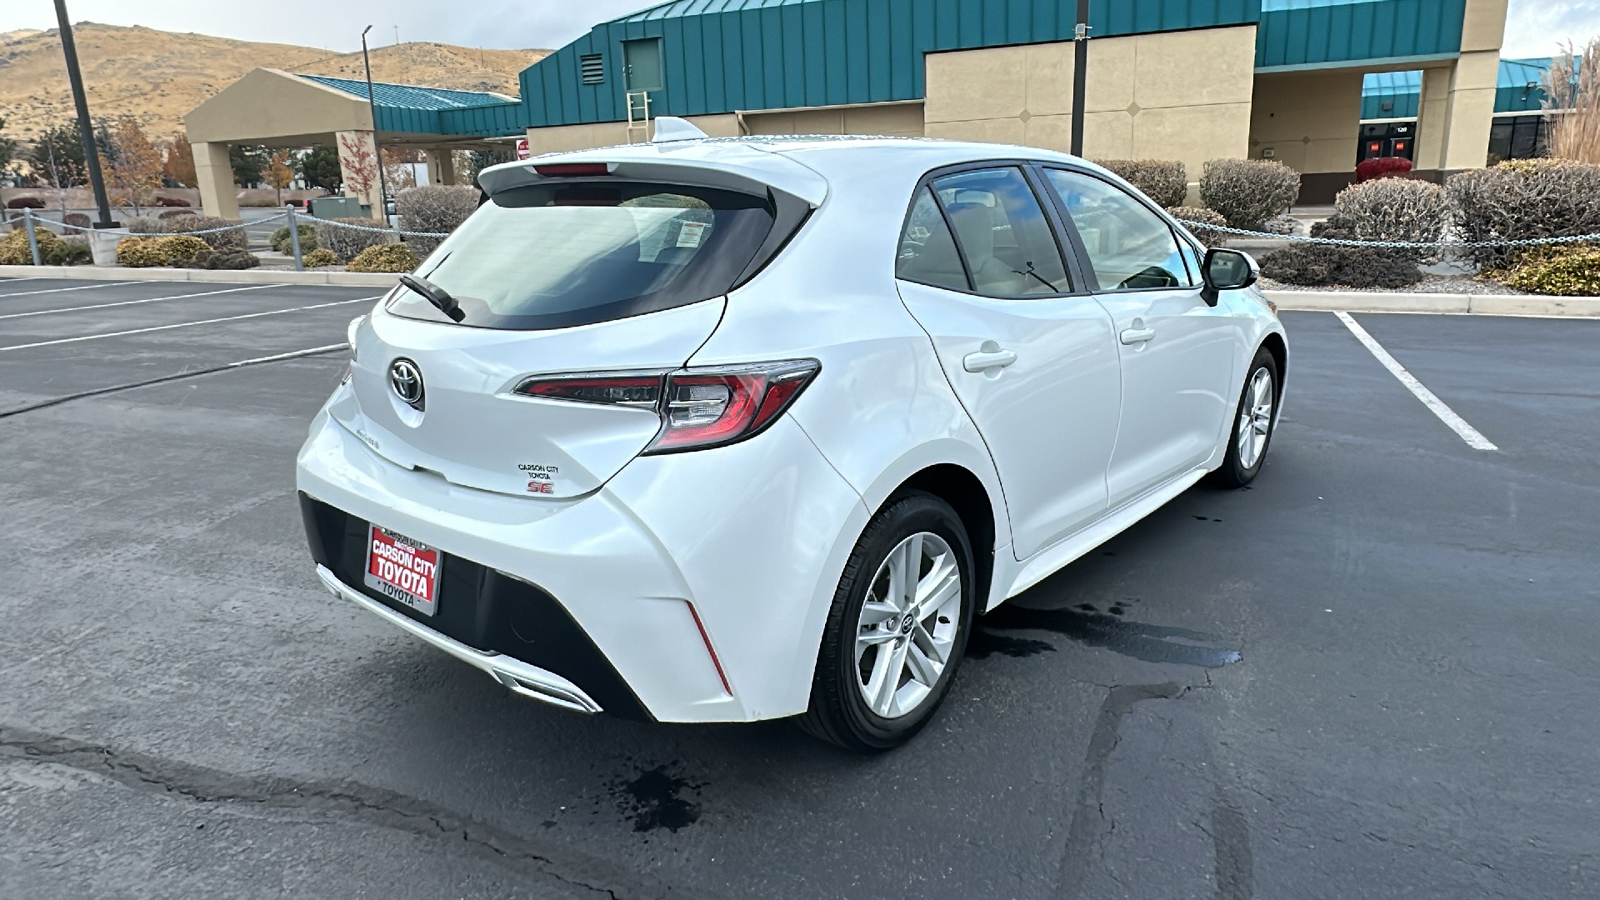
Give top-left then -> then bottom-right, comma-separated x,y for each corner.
388,358 -> 425,410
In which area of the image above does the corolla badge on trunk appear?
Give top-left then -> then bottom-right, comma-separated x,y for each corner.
388,358 -> 425,410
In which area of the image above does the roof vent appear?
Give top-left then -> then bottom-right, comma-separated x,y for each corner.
580,54 -> 604,85
652,116 -> 708,143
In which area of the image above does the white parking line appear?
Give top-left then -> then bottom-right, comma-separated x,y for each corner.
0,277 -> 50,287
0,297 -> 381,353
0,283 -> 278,321
0,281 -> 139,298
1335,311 -> 1499,451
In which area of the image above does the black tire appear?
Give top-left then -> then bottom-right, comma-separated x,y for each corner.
1210,346 -> 1280,489
799,491 -> 977,753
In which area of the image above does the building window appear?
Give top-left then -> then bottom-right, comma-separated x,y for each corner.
580,54 -> 604,86
1489,116 -> 1550,164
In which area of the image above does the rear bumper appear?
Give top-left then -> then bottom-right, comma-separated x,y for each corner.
313,564 -> 603,715
296,404 -> 869,724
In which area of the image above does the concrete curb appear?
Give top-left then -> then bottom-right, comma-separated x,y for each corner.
1263,290 -> 1600,318
0,264 -> 399,288
4,266 -> 1598,317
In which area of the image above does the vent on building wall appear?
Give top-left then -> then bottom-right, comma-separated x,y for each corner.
581,54 -> 605,85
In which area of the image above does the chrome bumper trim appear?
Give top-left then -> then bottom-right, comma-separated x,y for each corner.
315,564 -> 604,715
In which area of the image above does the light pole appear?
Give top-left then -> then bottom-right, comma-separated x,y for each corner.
1070,0 -> 1090,157
52,0 -> 114,227
361,25 -> 390,220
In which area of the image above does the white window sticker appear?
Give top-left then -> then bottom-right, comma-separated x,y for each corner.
676,221 -> 708,249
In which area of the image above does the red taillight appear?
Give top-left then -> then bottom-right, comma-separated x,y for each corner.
512,361 -> 820,453
515,375 -> 662,408
533,163 -> 613,177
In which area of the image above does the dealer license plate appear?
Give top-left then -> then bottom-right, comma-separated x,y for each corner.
363,525 -> 442,616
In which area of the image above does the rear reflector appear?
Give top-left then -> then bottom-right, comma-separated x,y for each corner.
533,163 -> 613,177
512,360 -> 820,453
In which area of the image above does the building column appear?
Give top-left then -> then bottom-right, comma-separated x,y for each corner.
335,130 -> 384,219
424,149 -> 457,186
1415,51 -> 1501,173
192,141 -> 239,219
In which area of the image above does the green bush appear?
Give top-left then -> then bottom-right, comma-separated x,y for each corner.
115,234 -> 213,267
1095,160 -> 1188,209
1502,245 -> 1600,296
1331,178 -> 1448,262
160,235 -> 211,264
270,224 -> 318,254
301,247 -> 340,268
116,236 -> 169,267
396,185 -> 479,258
316,217 -> 392,262
1446,160 -> 1600,270
347,243 -> 418,273
0,228 -> 65,265
1168,206 -> 1228,247
1200,159 -> 1301,231
43,235 -> 93,266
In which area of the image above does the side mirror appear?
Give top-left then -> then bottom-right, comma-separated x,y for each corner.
1200,248 -> 1259,307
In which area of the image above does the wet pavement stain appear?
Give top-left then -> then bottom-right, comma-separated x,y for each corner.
970,604 -> 1242,668
611,765 -> 703,833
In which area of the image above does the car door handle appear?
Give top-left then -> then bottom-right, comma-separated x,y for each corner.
963,346 -> 1019,373
1120,327 -> 1156,345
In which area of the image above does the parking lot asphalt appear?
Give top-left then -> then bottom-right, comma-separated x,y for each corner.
2,277 -> 1596,899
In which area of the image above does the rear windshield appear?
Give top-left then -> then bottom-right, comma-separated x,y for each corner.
387,181 -> 775,330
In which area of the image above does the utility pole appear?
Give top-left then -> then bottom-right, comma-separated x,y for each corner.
393,25 -> 400,46
53,0 -> 115,227
361,25 -> 390,221
1070,0 -> 1091,158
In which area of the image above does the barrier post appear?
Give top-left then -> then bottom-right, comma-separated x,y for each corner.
285,204 -> 305,271
23,207 -> 42,266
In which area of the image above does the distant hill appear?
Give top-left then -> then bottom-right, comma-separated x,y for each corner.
0,23 -> 548,143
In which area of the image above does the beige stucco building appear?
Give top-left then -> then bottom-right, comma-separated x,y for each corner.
187,0 -> 1512,215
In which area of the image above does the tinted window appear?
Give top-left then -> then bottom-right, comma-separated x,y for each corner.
1043,170 -> 1195,291
387,181 -> 774,331
930,167 -> 1071,297
896,188 -> 970,292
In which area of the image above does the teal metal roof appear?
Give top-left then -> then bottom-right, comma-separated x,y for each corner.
300,75 -> 510,110
1359,58 -> 1567,121
522,0 -> 1263,128
298,74 -> 524,137
1257,0 -> 1467,70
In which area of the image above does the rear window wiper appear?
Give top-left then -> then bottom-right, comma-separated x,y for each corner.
398,273 -> 465,322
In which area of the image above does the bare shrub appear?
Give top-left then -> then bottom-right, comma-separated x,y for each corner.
1167,206 -> 1229,247
164,215 -> 247,252
316,217 -> 393,262
396,185 -> 479,258
1200,159 -> 1301,231
1446,159 -> 1600,269
1095,160 -> 1188,209
1331,178 -> 1448,262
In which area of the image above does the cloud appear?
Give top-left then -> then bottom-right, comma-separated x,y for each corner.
1504,0 -> 1600,58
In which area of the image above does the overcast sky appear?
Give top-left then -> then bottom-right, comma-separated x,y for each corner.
0,0 -> 1594,58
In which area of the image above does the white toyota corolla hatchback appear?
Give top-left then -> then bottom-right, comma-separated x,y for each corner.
297,123 -> 1287,751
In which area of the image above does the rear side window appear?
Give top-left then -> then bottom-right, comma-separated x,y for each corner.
896,188 -> 970,293
388,181 -> 775,330
930,167 -> 1071,297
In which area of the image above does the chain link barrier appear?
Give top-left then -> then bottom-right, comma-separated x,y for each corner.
295,214 -> 447,239
51,212 -> 290,237
1172,219 -> 1600,251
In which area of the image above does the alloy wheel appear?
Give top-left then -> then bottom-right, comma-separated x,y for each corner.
854,532 -> 962,719
1237,367 -> 1275,470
